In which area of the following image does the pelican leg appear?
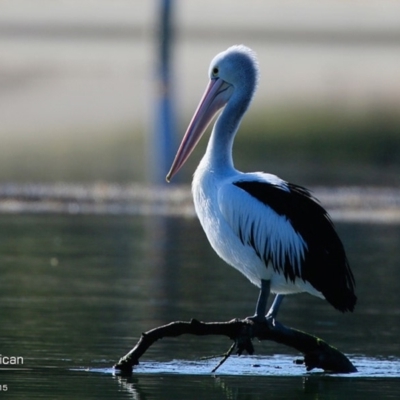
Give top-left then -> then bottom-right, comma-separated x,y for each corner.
247,279 -> 270,322
266,294 -> 285,321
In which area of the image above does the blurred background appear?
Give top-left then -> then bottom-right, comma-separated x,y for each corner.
0,0 -> 400,186
1,3 -> 400,396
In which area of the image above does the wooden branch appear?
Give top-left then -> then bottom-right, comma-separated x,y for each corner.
113,318 -> 357,374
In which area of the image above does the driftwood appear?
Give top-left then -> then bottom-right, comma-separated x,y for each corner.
113,318 -> 357,374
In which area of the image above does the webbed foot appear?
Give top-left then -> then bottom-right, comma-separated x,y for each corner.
245,314 -> 267,324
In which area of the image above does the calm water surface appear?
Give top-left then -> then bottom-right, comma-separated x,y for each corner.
0,214 -> 400,399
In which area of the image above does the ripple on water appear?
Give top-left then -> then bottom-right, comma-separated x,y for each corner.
87,355 -> 400,378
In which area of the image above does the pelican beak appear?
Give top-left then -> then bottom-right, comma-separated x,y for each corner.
166,78 -> 232,182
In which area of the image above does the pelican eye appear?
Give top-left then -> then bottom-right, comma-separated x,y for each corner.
212,67 -> 219,77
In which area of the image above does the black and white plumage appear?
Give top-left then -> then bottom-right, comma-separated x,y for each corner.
166,45 -> 356,321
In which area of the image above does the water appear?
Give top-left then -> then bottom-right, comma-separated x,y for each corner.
0,213 -> 400,399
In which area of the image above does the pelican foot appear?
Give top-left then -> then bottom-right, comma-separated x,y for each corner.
245,314 -> 267,324
245,315 -> 280,333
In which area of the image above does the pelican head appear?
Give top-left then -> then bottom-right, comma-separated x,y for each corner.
166,45 -> 259,182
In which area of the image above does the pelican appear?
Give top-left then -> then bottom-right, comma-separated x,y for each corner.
166,45 -> 356,322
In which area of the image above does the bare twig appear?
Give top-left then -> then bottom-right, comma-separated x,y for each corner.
211,341 -> 236,373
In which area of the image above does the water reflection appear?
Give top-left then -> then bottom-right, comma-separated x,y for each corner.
114,372 -> 400,400
0,214 -> 400,398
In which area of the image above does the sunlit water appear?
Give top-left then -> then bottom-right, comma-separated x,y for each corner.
1,213 -> 400,399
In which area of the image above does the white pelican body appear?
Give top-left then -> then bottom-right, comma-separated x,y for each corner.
167,45 -> 356,320
193,167 -> 320,297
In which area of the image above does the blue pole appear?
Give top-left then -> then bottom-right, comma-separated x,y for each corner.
150,0 -> 176,184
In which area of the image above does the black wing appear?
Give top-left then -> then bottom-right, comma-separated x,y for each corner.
233,180 -> 356,312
